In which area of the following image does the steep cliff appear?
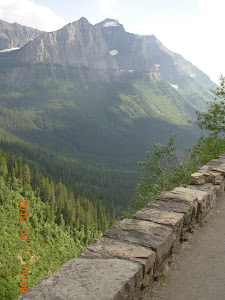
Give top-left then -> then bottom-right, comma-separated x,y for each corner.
0,19 -> 43,51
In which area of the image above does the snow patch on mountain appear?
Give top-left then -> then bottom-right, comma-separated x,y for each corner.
103,21 -> 119,27
0,47 -> 20,52
110,50 -> 118,56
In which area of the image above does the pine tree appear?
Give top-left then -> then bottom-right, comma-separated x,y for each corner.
23,164 -> 31,185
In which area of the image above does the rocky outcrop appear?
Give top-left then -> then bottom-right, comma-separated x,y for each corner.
17,152 -> 225,299
96,19 -> 155,73
0,19 -> 42,50
0,17 -> 214,90
13,18 -> 119,70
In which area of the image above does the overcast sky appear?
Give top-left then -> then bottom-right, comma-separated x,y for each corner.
0,0 -> 224,84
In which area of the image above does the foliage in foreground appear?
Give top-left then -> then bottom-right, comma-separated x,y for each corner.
129,75 -> 225,215
196,75 -> 225,134
128,133 -> 225,216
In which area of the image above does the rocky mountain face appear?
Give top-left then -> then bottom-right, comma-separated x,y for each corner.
13,18 -> 118,69
0,19 -> 43,51
1,17 -> 212,88
0,17 -> 216,169
97,19 -> 213,89
96,19 -> 155,73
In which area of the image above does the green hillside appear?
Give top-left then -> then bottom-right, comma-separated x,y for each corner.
0,148 -> 115,299
0,63 -> 209,159
0,61 -> 212,213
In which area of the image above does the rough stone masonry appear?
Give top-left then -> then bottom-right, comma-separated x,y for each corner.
18,152 -> 225,300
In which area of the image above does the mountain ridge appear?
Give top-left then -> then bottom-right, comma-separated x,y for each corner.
0,17 -> 214,91
0,17 -> 215,123
0,17 -> 216,211
0,19 -> 43,50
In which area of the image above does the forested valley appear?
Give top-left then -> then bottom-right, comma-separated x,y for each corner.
0,16 -> 223,300
0,147 -> 116,299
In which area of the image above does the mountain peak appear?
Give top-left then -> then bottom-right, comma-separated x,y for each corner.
77,17 -> 90,24
65,17 -> 91,31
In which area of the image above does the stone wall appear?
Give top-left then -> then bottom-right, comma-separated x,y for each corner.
18,152 -> 225,300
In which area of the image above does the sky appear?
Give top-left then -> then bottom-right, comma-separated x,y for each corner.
0,0 -> 224,84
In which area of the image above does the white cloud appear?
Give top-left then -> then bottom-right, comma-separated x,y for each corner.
98,0 -> 117,13
0,0 -> 66,32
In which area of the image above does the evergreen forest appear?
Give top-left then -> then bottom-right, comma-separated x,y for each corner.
0,148 -> 115,299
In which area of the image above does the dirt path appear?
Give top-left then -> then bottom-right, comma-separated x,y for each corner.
144,194 -> 225,300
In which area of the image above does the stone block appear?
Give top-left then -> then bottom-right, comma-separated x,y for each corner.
209,171 -> 224,184
104,219 -> 175,267
133,205 -> 184,239
205,159 -> 225,171
199,166 -> 225,193
184,183 -> 217,209
173,186 -> 210,220
189,171 -> 212,185
200,164 -> 225,174
190,169 -> 224,185
144,198 -> 195,226
18,258 -> 142,300
157,191 -> 198,220
79,236 -> 156,276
